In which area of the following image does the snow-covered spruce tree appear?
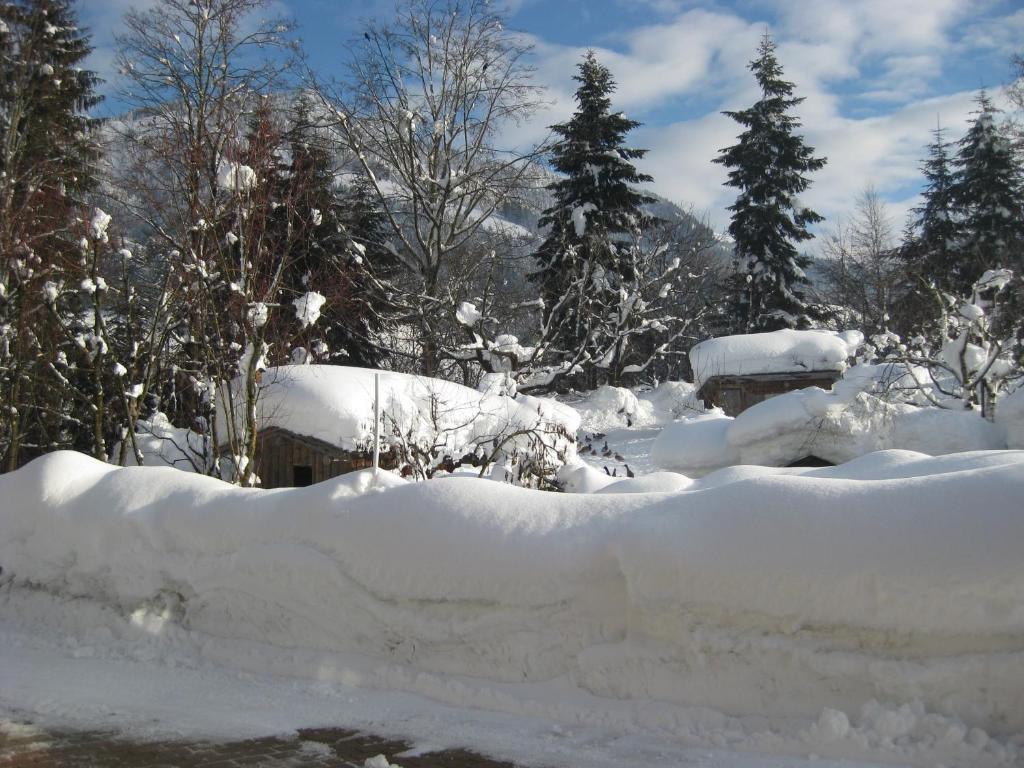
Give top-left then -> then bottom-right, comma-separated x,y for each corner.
0,0 -> 102,470
889,125 -> 962,342
951,92 -> 1024,293
319,0 -> 547,377
714,33 -> 826,332
530,51 -> 657,388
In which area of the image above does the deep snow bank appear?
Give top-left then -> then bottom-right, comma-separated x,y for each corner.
3,450 -> 1024,763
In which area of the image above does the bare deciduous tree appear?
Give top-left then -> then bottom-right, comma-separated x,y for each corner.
113,0 -> 318,485
316,0 -> 549,376
820,186 -> 905,341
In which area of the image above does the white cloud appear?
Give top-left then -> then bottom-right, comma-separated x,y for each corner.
82,0 -> 1019,249
506,0 -> 1018,246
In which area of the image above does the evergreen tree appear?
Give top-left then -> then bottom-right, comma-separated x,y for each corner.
714,32 -> 826,332
281,100 -> 397,368
0,0 -> 102,469
952,92 -> 1024,290
531,51 -> 656,385
909,125 -> 959,287
894,124 -> 960,337
332,174 -> 400,367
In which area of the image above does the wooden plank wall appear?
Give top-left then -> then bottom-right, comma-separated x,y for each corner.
253,428 -> 375,489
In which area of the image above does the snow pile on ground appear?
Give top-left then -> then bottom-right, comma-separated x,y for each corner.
652,365 -> 1005,475
997,386 -> 1024,449
2,450 -> 1024,766
114,412 -> 207,471
561,382 -> 703,486
689,329 -> 864,388
569,382 -> 702,433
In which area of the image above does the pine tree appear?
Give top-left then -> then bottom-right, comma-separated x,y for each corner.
0,0 -> 102,469
281,101 -> 396,368
332,175 -> 400,367
714,32 -> 826,332
531,51 -> 656,385
952,92 -> 1024,291
909,125 -> 960,287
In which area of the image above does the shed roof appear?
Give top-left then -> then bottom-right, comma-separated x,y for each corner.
218,365 -> 580,454
689,329 -> 863,389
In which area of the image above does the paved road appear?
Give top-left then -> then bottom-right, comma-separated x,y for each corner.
0,722 -> 521,767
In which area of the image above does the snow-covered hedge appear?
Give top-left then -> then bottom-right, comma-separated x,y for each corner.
3,449 -> 1024,763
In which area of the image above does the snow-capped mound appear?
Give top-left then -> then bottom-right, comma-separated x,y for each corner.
221,365 -> 577,455
653,378 -> 1004,476
569,381 -> 701,432
689,329 -> 864,388
3,449 -> 1024,764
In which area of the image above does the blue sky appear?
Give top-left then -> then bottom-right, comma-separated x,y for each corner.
81,0 -> 1024,237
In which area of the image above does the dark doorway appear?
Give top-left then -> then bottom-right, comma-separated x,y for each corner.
293,465 -> 313,487
786,455 -> 834,468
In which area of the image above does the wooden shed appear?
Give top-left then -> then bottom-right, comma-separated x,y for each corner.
689,329 -> 863,417
248,427 -> 377,489
697,370 -> 843,417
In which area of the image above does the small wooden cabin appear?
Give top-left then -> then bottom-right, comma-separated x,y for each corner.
689,329 -> 863,417
249,427 -> 376,489
697,370 -> 843,417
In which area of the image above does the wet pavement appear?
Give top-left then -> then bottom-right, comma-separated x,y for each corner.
0,722 -> 521,767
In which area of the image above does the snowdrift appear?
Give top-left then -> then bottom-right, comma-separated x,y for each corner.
3,450 -> 1024,764
652,379 -> 1005,475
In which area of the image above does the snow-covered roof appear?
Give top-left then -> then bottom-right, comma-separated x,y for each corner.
223,365 -> 580,455
689,329 -> 864,389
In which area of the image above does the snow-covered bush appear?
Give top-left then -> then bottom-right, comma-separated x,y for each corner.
213,366 -> 580,489
880,269 -> 1022,416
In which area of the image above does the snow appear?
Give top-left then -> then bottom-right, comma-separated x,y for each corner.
652,365 -> 1005,476
997,386 -> 1024,449
571,203 -> 597,237
567,382 -> 704,476
246,301 -> 268,328
689,329 -> 864,388
292,291 -> 326,328
2,449 -> 1024,767
215,365 -> 578,468
216,160 -> 257,192
112,412 -> 207,471
571,382 -> 702,433
455,301 -> 481,326
89,208 -> 111,242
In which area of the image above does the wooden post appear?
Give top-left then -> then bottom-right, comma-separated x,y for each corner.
373,372 -> 381,476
